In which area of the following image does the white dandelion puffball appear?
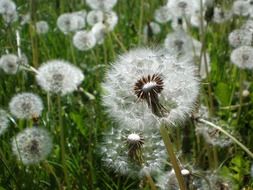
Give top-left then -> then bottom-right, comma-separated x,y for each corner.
35,20 -> 49,34
9,93 -> 44,119
101,127 -> 167,177
36,60 -> 84,95
12,127 -> 52,165
57,13 -> 85,34
154,6 -> 172,24
103,11 -> 118,31
86,0 -> 117,11
232,0 -> 250,16
228,29 -> 252,48
212,7 -> 232,24
230,46 -> 253,69
167,0 -> 199,18
0,54 -> 19,74
0,109 -> 9,135
91,22 -> 107,44
102,48 -> 199,128
0,0 -> 16,15
73,30 -> 97,50
86,10 -> 104,26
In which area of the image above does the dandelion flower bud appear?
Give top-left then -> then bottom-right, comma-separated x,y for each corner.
9,93 -> 43,119
0,109 -> 9,135
87,10 -> 103,26
73,30 -> 97,50
0,54 -> 19,74
36,60 -> 84,95
0,0 -> 16,15
91,23 -> 107,44
230,46 -> 253,69
101,127 -> 167,177
86,0 -> 117,11
102,48 -> 199,128
228,29 -> 252,48
35,20 -> 49,34
12,127 -> 52,164
57,13 -> 85,34
154,6 -> 172,24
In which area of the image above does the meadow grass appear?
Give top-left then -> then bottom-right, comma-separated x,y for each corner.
0,0 -> 253,189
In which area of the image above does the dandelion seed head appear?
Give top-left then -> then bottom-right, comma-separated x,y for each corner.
157,170 -> 179,190
101,127 -> 167,177
0,54 -> 19,74
102,47 -> 199,128
91,22 -> 107,44
86,0 -> 117,11
57,13 -> 85,34
35,20 -> 49,34
0,109 -> 9,135
9,92 -> 44,119
36,60 -> 84,95
167,0 -> 199,18
2,10 -> 17,23
87,10 -> 103,26
103,11 -> 118,31
230,46 -> 253,69
233,0 -> 250,16
0,0 -> 16,15
228,29 -> 252,48
12,127 -> 52,165
154,6 -> 172,24
212,7 -> 232,24
73,30 -> 97,50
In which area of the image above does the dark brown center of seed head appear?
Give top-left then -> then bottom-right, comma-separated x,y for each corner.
134,74 -> 167,117
29,139 -> 40,155
242,54 -> 249,61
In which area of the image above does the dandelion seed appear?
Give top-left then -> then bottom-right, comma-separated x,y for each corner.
0,109 -> 9,135
73,30 -> 97,50
101,127 -> 167,177
57,13 -> 85,34
36,60 -> 84,95
86,0 -> 117,11
228,29 -> 252,48
12,127 -> 52,164
154,6 -> 172,24
102,48 -> 199,128
9,92 -> 44,120
35,20 -> 49,34
87,10 -> 104,26
0,54 -> 19,74
230,46 -> 253,69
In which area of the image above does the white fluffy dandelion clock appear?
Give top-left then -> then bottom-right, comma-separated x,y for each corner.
86,0 -> 117,11
12,127 -> 53,165
101,127 -> 167,177
73,30 -> 97,51
230,46 -> 253,69
36,60 -> 84,95
9,93 -> 43,119
102,48 -> 199,128
0,109 -> 9,135
0,54 -> 19,74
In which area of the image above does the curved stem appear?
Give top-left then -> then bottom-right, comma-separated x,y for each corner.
160,124 -> 186,190
197,118 -> 253,159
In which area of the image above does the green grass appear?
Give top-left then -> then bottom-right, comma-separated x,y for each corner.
0,0 -> 253,189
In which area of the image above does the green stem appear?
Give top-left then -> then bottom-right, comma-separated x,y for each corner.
138,0 -> 144,45
236,69 -> 244,124
144,170 -> 157,190
197,118 -> 253,159
159,125 -> 186,190
57,96 -> 70,188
